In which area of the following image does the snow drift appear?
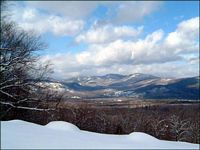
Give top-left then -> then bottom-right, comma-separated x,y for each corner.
1,120 -> 199,149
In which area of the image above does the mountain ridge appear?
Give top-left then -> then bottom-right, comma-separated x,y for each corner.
45,73 -> 199,100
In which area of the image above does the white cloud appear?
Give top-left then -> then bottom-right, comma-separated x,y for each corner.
164,17 -> 199,54
75,29 -> 175,66
111,1 -> 162,24
26,1 -> 99,19
25,1 -> 162,24
74,29 -> 181,66
42,54 -> 198,79
11,6 -> 84,36
22,9 -> 37,21
5,2 -> 198,78
76,25 -> 143,44
42,17 -> 199,78
48,16 -> 84,36
9,1 -> 163,37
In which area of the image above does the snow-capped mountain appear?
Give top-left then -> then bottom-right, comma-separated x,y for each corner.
45,74 -> 199,100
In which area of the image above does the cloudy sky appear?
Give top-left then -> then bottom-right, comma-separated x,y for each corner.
9,1 -> 199,79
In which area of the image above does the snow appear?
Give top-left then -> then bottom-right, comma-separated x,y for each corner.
116,99 -> 122,102
156,78 -> 174,85
37,82 -> 65,92
1,120 -> 199,149
66,89 -> 74,93
87,77 -> 92,81
71,96 -> 81,99
46,121 -> 79,132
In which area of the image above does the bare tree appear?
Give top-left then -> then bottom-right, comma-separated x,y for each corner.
0,1 -> 59,119
189,119 -> 200,143
168,115 -> 191,141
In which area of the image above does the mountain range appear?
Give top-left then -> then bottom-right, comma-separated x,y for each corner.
46,73 -> 200,100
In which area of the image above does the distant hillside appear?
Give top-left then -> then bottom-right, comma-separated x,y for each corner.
45,74 -> 199,100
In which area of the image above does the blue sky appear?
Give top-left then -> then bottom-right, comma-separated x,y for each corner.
9,1 -> 199,78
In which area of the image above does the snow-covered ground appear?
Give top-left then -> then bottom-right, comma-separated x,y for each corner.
1,120 -> 199,149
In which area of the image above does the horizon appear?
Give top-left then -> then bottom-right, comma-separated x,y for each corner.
51,72 -> 199,80
7,1 -> 199,79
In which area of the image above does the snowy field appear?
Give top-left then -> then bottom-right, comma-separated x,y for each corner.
1,120 -> 199,149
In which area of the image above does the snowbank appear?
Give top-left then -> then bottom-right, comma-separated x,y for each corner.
1,120 -> 199,149
46,121 -> 80,132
